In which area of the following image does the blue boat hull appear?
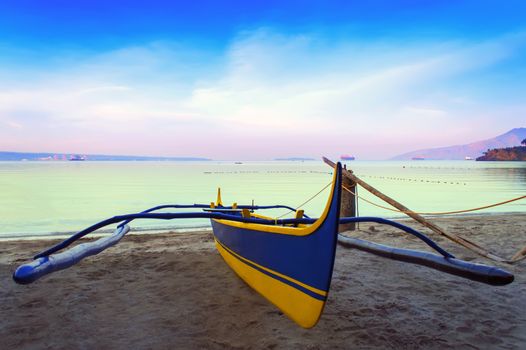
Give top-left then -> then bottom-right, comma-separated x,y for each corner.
211,163 -> 342,328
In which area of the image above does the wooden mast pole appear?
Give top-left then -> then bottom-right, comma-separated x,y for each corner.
339,164 -> 357,232
323,157 -> 507,262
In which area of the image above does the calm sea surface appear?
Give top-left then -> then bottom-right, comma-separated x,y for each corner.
1,160 -> 525,238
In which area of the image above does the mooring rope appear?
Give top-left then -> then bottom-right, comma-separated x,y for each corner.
261,176 -> 526,263
342,184 -> 526,263
276,181 -> 332,219
343,185 -> 526,216
276,180 -> 525,220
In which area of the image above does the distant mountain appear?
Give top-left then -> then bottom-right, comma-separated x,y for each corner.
391,128 -> 526,160
0,151 -> 211,161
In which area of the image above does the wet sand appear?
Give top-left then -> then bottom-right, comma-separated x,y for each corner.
1,213 -> 525,349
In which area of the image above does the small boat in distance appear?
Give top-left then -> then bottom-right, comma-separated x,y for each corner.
411,156 -> 425,160
12,162 -> 514,328
69,155 -> 87,161
340,154 -> 355,161
465,156 -> 474,160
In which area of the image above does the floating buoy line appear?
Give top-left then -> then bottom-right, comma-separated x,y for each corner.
203,171 -> 471,185
342,185 -> 525,216
355,174 -> 469,186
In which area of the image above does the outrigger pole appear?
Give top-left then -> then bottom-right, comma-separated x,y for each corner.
13,209 -> 514,286
323,157 -> 524,263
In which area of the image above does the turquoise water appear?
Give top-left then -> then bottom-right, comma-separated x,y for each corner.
0,160 -> 525,238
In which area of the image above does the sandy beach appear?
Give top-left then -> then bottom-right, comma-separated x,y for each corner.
1,213 -> 525,349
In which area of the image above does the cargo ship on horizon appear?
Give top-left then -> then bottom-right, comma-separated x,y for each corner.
69,155 -> 87,161
340,155 -> 355,161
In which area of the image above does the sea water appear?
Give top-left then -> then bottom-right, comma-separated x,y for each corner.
0,160 -> 524,238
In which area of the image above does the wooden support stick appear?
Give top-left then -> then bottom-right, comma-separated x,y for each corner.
511,244 -> 526,262
339,166 -> 356,232
323,157 -> 508,263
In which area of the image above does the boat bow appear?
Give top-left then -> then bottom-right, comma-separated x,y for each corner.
210,163 -> 343,328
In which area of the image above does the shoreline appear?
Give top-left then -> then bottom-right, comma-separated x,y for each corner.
1,211 -> 524,242
2,213 -> 525,349
0,225 -> 214,242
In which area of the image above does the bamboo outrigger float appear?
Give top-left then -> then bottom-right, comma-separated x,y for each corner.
13,162 -> 514,328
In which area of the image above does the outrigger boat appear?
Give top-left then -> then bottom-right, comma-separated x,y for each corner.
13,162 -> 514,328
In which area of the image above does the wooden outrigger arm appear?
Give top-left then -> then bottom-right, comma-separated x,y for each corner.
13,208 -> 514,286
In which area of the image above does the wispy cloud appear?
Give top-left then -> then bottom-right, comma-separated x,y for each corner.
4,120 -> 23,129
1,29 -> 525,158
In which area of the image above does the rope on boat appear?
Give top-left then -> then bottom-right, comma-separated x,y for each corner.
33,212 -> 453,260
342,185 -> 526,216
275,179 -> 524,219
342,184 -> 526,264
276,182 -> 332,219
269,174 -> 525,263
16,209 -> 515,285
343,157 -> 526,264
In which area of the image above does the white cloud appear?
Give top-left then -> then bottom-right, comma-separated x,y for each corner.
4,120 -> 23,129
0,30 -> 525,158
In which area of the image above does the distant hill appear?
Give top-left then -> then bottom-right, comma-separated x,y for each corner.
391,128 -> 526,160
0,151 -> 210,161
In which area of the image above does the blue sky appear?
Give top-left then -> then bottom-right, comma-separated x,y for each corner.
1,1 -> 525,159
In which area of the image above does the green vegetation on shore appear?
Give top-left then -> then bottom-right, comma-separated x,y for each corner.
477,138 -> 526,161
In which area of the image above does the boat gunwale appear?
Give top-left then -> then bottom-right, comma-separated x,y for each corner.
211,168 -> 338,236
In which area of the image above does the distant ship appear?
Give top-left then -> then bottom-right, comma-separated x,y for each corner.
411,156 -> 425,160
464,156 -> 473,160
340,155 -> 355,161
69,155 -> 87,161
